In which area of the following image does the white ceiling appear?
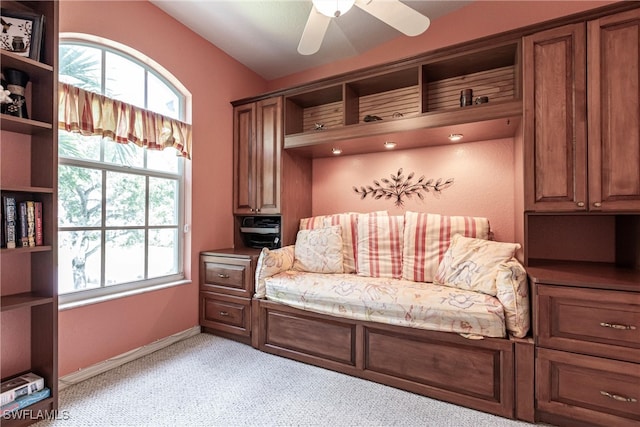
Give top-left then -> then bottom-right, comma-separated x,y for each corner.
150,0 -> 471,80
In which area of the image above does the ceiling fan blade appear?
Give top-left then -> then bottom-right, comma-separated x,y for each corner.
355,0 -> 430,36
298,6 -> 332,55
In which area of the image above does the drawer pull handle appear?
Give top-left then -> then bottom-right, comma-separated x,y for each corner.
217,273 -> 230,279
600,391 -> 637,403
600,322 -> 636,330
219,311 -> 229,316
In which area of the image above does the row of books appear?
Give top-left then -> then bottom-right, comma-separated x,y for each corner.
1,196 -> 43,249
0,373 -> 50,416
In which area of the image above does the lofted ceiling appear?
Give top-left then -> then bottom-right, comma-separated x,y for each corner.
150,0 -> 471,80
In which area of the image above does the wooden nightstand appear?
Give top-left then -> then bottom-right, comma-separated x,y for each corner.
199,248 -> 261,344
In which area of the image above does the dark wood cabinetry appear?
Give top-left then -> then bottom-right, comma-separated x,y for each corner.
529,264 -> 640,427
233,98 -> 281,215
232,97 -> 311,247
587,9 -> 640,212
523,6 -> 640,426
283,41 -> 522,158
524,8 -> 640,212
0,1 -> 58,425
199,249 -> 260,344
523,23 -> 587,212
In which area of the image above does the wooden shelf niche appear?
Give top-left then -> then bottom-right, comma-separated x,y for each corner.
283,41 -> 522,158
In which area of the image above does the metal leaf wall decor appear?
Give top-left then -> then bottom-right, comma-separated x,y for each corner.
353,168 -> 454,207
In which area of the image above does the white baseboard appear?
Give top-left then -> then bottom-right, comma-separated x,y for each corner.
58,326 -> 201,390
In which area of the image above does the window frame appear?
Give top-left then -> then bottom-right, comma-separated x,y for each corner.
58,38 -> 189,306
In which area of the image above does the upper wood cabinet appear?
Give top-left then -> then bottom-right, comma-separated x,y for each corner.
232,96 -> 312,247
524,8 -> 640,212
233,97 -> 282,215
523,23 -> 587,211
587,8 -> 640,212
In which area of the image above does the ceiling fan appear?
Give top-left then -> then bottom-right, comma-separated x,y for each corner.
298,0 -> 431,55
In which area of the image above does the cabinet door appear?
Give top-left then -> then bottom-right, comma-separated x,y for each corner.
523,23 -> 587,212
233,103 -> 257,214
588,9 -> 640,211
255,97 -> 282,214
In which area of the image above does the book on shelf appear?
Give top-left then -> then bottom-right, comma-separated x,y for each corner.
18,201 -> 28,247
2,196 -> 17,249
0,373 -> 45,406
26,201 -> 35,247
34,201 -> 43,246
0,387 -> 50,416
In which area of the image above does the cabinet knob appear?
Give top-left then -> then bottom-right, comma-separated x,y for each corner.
593,202 -> 602,208
217,273 -> 230,279
219,311 -> 229,317
577,201 -> 585,207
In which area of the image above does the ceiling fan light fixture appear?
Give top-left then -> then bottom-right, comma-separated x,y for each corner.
313,0 -> 355,18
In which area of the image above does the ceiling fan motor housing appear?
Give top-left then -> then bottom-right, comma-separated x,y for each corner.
313,0 -> 356,18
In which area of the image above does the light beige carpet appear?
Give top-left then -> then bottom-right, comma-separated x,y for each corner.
35,333 -> 539,427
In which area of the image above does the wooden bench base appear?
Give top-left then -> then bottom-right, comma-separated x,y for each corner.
252,299 -> 535,421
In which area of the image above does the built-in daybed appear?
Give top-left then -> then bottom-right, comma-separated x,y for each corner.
251,211 -> 535,421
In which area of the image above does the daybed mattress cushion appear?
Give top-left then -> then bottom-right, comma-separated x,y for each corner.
264,271 -> 506,338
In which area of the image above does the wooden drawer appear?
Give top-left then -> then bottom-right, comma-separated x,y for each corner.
200,292 -> 251,336
537,348 -> 640,427
200,255 -> 253,297
537,285 -> 640,363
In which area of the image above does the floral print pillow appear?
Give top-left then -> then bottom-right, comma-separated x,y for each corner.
496,258 -> 530,338
254,245 -> 295,299
293,225 -> 344,274
434,234 -> 521,296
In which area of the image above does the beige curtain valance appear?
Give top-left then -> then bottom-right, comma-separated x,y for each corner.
58,82 -> 192,159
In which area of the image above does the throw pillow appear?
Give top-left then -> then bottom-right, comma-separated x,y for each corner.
356,213 -> 404,279
495,258 -> 530,338
402,211 -> 490,283
254,245 -> 295,299
434,234 -> 521,296
293,225 -> 344,273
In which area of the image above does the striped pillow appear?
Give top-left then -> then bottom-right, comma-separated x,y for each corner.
320,212 -> 359,274
300,212 -> 385,274
402,211 -> 490,283
356,213 -> 404,279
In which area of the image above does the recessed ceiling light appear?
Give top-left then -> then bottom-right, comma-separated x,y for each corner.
332,148 -> 342,155
448,133 -> 463,142
383,141 -> 397,149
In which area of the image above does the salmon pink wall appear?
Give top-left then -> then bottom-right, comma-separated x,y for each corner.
313,139 -> 516,243
53,0 -> 618,377
57,0 -> 267,376
268,1 -> 615,91
279,1 -> 613,249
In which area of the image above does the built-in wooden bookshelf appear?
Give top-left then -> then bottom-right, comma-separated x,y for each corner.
281,40 -> 522,158
0,1 -> 59,425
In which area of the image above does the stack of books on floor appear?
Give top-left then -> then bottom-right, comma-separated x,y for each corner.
1,372 -> 50,416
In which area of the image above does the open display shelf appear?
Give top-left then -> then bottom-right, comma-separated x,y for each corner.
0,1 -> 59,425
283,41 -> 521,158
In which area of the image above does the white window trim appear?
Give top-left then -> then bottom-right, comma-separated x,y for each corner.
59,279 -> 192,310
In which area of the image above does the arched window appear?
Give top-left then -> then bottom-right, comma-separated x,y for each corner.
58,37 -> 190,303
